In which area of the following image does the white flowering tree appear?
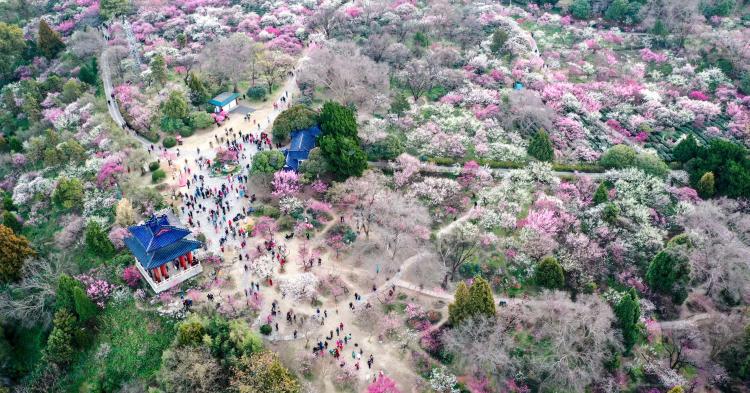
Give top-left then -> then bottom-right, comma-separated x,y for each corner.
279,273 -> 319,301
250,254 -> 276,280
428,367 -> 459,393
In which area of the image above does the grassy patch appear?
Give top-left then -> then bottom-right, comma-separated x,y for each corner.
58,299 -> 176,392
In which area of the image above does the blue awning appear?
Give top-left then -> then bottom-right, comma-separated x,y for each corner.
209,92 -> 240,107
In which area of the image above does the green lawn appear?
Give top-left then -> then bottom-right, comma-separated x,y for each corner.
58,299 -> 176,392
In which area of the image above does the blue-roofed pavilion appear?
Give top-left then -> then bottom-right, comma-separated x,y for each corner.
283,125 -> 321,171
124,213 -> 203,292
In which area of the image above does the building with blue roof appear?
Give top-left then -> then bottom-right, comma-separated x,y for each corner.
283,125 -> 321,171
124,213 -> 203,293
209,92 -> 240,112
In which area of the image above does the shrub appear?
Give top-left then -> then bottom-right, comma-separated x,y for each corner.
570,0 -> 592,19
600,145 -> 637,169
247,86 -> 266,100
149,161 -> 160,172
152,169 -> 166,183
2,211 -> 22,233
534,257 -> 565,289
593,183 -> 608,205
163,136 -> 177,148
189,111 -> 214,130
259,324 -> 272,335
634,153 -> 669,178
696,171 -> 715,198
602,203 -> 620,223
365,134 -> 404,161
178,128 -> 194,138
272,105 -> 317,144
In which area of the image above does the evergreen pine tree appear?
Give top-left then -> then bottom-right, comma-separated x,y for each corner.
150,54 -> 168,86
389,93 -> 410,117
55,274 -> 83,312
614,288 -> 641,354
38,19 -> 65,59
593,183 -> 609,205
84,222 -> 115,258
696,172 -> 716,198
73,286 -> 97,323
44,309 -> 76,365
448,281 -> 469,325
79,57 -> 98,86
467,277 -> 496,319
534,256 -> 565,289
187,72 -> 210,106
673,135 -> 698,163
527,130 -> 554,162
646,250 -> 690,304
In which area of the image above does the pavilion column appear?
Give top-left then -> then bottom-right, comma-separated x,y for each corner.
187,251 -> 194,266
160,264 -> 169,279
152,268 -> 161,282
179,255 -> 187,269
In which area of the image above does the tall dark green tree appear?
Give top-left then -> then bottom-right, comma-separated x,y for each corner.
672,135 -> 698,163
150,54 -> 168,86
646,250 -> 690,304
534,256 -> 565,289
73,286 -> 97,323
56,274 -> 84,312
0,22 -> 26,83
570,0 -> 592,19
186,72 -> 210,106
318,134 -> 368,179
44,309 -> 76,365
466,277 -> 496,319
527,130 -> 554,162
84,221 -> 115,258
2,211 -> 22,234
38,19 -> 65,59
78,57 -> 99,86
614,288 -> 641,354
448,281 -> 469,325
319,101 -> 357,139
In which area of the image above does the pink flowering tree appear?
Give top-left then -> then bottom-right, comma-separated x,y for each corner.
252,216 -> 278,239
393,153 -> 421,187
76,274 -> 115,307
271,170 -> 300,198
458,160 -> 492,191
367,373 -> 401,393
97,160 -> 126,189
122,266 -> 142,288
108,226 -> 130,249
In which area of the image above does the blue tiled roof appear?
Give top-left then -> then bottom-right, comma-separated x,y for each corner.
124,214 -> 201,269
284,126 -> 321,171
209,92 -> 240,107
125,236 -> 201,269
